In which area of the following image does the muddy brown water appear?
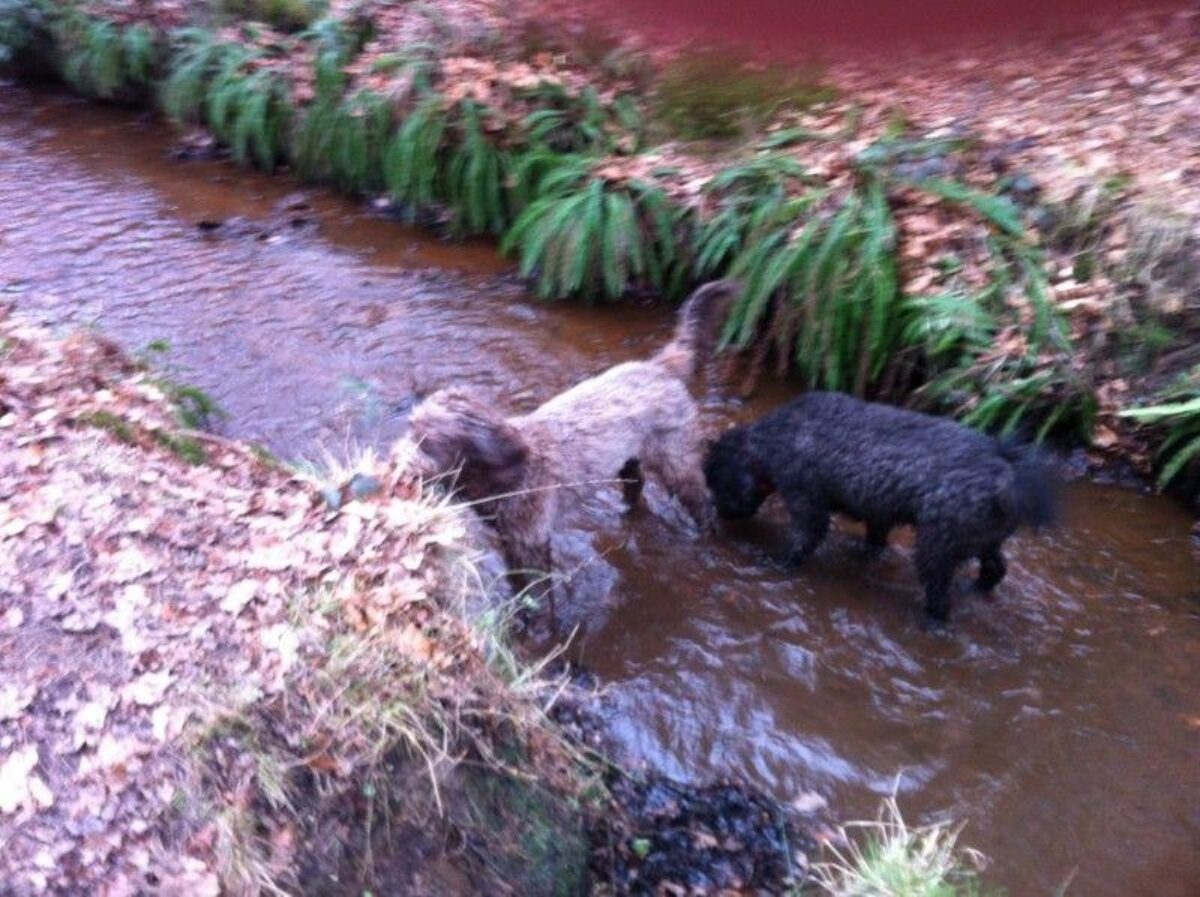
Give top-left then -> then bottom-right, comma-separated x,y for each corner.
2,86 -> 1198,896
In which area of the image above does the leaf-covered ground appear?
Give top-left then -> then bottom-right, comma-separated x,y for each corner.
0,306 -> 591,894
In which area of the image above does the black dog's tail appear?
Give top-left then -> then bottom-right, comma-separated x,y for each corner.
998,439 -> 1058,528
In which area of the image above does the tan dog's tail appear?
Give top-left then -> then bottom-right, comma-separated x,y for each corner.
653,280 -> 742,380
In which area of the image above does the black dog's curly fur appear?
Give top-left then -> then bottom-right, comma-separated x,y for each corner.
703,392 -> 1056,622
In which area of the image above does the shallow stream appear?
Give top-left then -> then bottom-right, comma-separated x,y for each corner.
2,87 -> 1197,896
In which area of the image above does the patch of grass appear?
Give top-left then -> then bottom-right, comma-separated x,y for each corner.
812,792 -> 992,897
502,156 -> 684,300
654,50 -> 834,141
292,443 -> 384,509
184,543 -> 596,894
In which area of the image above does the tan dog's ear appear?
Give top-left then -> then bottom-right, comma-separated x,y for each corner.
409,389 -> 530,497
461,423 -> 529,494
420,416 -> 529,498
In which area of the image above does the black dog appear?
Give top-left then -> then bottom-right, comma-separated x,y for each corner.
703,392 -> 1056,622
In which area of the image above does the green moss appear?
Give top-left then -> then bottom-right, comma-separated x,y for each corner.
154,431 -> 209,466
80,409 -> 208,464
654,51 -> 834,141
462,766 -> 589,897
218,0 -> 328,33
80,410 -> 137,444
249,443 -> 282,470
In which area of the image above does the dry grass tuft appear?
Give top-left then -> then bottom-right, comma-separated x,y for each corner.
811,787 -> 990,897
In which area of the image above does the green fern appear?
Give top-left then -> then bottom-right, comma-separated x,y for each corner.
521,83 -> 639,154
716,173 -> 907,395
694,155 -> 812,283
162,29 -> 289,171
162,29 -> 247,123
383,95 -> 448,215
502,159 -> 682,301
0,0 -> 50,67
295,90 -> 393,193
122,23 -> 155,84
445,100 -> 515,235
57,15 -> 158,100
901,292 -> 997,360
218,0 -> 326,32
228,71 -> 291,170
898,174 -> 1067,355
1121,372 -> 1200,488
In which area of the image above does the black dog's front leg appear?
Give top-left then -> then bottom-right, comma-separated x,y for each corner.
864,520 -> 891,555
780,485 -> 830,567
916,524 -> 957,625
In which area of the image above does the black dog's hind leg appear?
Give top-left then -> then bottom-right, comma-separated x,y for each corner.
618,458 -> 644,511
975,544 -> 1007,592
780,485 -> 830,566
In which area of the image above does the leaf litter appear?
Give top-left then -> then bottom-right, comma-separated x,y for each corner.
0,305 -> 579,894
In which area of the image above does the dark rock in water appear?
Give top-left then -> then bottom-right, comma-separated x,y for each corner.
195,219 -> 223,232
276,192 -> 311,214
169,130 -> 224,162
591,774 -> 816,895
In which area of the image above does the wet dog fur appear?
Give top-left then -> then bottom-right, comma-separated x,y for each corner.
409,280 -> 741,591
703,391 -> 1056,622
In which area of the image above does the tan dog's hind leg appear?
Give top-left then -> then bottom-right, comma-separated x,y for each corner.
643,429 -> 714,531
